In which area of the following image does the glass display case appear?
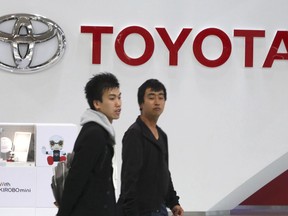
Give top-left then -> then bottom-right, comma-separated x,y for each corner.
0,123 -> 78,210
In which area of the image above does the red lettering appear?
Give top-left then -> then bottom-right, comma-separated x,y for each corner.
156,28 -> 192,65
115,26 -> 154,66
234,30 -> 265,67
193,28 -> 232,67
80,26 -> 113,64
80,25 -> 287,68
263,31 -> 288,67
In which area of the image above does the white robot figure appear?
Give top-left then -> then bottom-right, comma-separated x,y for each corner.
42,135 -> 66,165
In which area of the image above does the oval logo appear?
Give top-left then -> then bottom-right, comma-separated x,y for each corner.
0,13 -> 66,73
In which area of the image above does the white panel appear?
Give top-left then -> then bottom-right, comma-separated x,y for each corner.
0,208 -> 35,216
36,208 -> 58,216
13,132 -> 32,162
35,124 -> 78,167
0,167 -> 36,207
36,167 -> 56,208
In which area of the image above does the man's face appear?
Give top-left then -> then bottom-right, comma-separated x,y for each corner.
93,87 -> 122,123
140,88 -> 166,118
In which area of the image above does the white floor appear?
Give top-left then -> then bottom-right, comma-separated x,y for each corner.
0,208 -> 57,216
2,206 -> 288,216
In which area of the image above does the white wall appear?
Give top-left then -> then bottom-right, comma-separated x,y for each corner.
1,0 -> 288,212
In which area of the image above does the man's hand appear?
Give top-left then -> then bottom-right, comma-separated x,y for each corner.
172,205 -> 184,216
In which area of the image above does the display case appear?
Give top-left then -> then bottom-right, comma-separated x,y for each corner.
0,123 -> 78,215
0,124 -> 35,166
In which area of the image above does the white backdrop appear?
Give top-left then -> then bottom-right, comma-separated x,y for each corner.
1,0 -> 288,212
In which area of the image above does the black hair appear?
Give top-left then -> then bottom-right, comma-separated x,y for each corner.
85,72 -> 119,110
137,79 -> 167,106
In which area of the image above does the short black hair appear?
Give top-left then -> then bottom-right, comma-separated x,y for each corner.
137,79 -> 167,106
85,72 -> 119,110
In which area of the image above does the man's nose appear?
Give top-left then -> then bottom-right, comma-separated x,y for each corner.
154,97 -> 160,104
116,98 -> 121,106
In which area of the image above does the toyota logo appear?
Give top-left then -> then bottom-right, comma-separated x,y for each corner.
0,13 -> 66,73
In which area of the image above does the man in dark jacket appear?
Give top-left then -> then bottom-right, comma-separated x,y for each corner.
118,79 -> 184,216
57,72 -> 122,216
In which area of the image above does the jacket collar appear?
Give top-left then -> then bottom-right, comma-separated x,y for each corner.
80,109 -> 115,144
136,116 -> 162,147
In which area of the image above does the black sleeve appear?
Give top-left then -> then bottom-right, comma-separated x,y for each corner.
121,128 -> 143,216
165,171 -> 180,210
163,134 -> 180,209
57,125 -> 106,216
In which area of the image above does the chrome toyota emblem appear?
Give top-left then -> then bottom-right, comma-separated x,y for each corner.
0,13 -> 66,73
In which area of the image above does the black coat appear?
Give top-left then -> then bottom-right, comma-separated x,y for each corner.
118,116 -> 180,216
57,122 -> 116,216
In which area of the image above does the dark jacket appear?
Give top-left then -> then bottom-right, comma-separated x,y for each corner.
57,122 -> 116,216
118,116 -> 180,216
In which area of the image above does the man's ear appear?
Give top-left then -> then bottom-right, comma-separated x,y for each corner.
93,100 -> 101,110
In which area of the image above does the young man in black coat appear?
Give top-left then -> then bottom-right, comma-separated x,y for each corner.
118,79 -> 184,216
57,72 -> 121,216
